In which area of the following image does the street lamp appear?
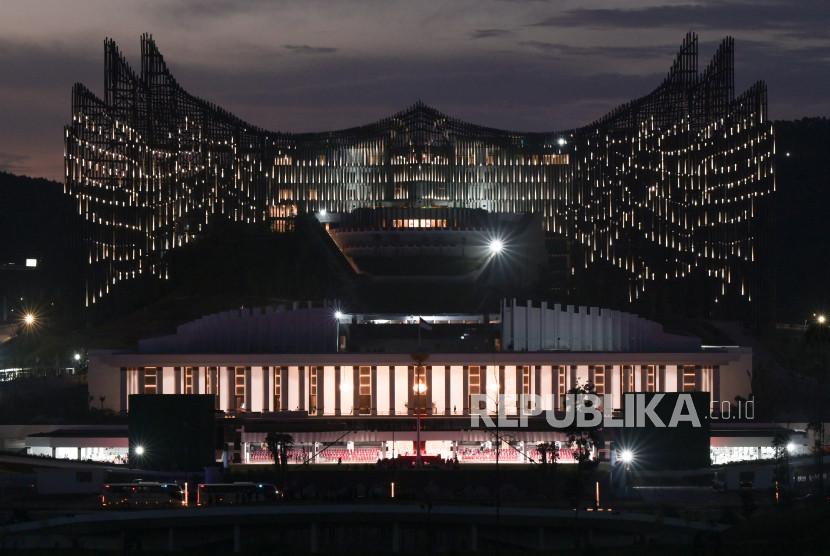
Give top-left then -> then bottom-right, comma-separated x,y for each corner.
488,238 -> 504,256
413,376 -> 427,468
619,449 -> 634,491
411,351 -> 429,468
334,310 -> 344,352
130,444 -> 145,469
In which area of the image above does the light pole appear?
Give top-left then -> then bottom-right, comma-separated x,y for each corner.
807,313 -> 829,495
334,311 -> 343,352
619,449 -> 634,492
411,351 -> 429,468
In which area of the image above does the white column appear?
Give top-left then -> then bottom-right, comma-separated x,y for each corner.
377,366 -> 390,415
431,366 -> 445,415
289,367 -> 300,411
324,366 -> 336,416
540,367 -> 553,411
340,366 -> 355,415
394,366 -> 408,415
449,366 -> 463,415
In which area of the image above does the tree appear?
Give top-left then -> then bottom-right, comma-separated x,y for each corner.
537,441 -> 558,466
771,430 -> 792,489
265,432 -> 294,489
563,381 -> 601,469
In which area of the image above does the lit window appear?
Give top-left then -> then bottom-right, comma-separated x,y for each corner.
235,367 -> 246,410
144,367 -> 157,394
359,366 -> 371,415
309,367 -> 318,415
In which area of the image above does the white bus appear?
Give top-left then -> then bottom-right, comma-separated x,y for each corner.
102,482 -> 187,508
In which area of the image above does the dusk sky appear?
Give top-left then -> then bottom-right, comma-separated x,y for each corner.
1,0 -> 828,182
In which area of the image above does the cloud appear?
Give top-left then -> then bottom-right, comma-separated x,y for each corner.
283,44 -> 338,55
519,41 -> 668,61
528,1 -> 830,40
0,152 -> 31,174
470,28 -> 512,39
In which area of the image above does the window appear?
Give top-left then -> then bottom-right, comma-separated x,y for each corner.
308,189 -> 318,200
359,366 -> 371,415
273,367 -> 281,410
683,366 -> 696,392
646,365 -> 656,392
522,366 -> 532,410
593,366 -> 605,396
558,366 -> 567,408
469,366 -> 482,410
185,367 -> 194,394
542,154 -> 569,165
234,367 -> 246,411
279,189 -> 293,201
622,365 -> 633,393
309,367 -> 318,415
144,367 -> 158,394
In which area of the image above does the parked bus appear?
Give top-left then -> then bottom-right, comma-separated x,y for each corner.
102,481 -> 187,508
197,482 -> 282,506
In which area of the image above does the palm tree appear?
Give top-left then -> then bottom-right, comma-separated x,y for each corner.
99,396 -> 106,410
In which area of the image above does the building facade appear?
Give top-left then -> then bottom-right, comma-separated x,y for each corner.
65,33 -> 774,323
90,350 -> 751,419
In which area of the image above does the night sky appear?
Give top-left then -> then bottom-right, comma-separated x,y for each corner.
1,0 -> 828,182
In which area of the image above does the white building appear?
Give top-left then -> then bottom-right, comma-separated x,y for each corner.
89,300 -> 751,417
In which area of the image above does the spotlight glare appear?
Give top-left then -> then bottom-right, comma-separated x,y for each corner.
489,238 -> 504,255
334,311 -> 343,320
135,445 -> 144,456
786,442 -> 796,454
620,449 -> 633,464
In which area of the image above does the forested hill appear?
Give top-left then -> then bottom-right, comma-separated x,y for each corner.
772,118 -> 830,323
0,171 -> 66,265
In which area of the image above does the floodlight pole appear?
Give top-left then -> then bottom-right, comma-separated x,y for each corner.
411,350 -> 429,469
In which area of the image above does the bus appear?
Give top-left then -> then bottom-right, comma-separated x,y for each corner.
197,482 -> 283,506
102,481 -> 187,508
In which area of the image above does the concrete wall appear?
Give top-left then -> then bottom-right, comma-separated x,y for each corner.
501,299 -> 701,353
